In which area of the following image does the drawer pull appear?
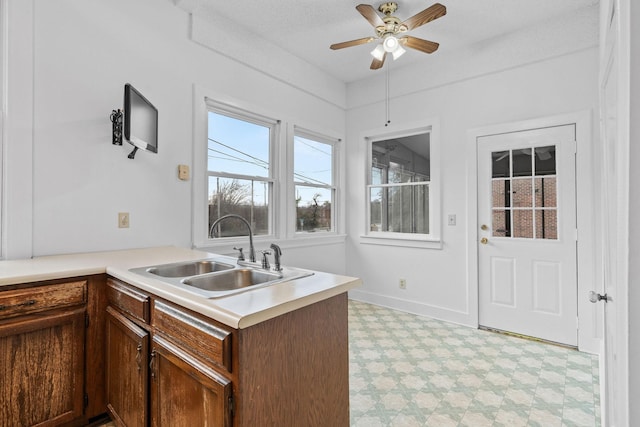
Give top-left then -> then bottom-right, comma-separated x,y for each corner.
136,343 -> 143,371
0,299 -> 36,311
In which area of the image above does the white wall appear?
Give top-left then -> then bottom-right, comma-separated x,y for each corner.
3,0 -> 347,272
345,48 -> 599,333
628,0 -> 639,422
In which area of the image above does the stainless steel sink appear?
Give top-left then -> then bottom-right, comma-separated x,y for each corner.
129,257 -> 314,298
146,260 -> 234,278
183,268 -> 282,291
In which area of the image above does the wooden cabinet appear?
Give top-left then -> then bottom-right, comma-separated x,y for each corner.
150,335 -> 231,427
105,306 -> 149,427
0,280 -> 87,427
106,278 -> 233,427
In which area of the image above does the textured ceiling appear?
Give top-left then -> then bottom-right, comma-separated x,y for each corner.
180,0 -> 599,83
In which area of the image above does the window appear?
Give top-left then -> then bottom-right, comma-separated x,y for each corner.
194,93 -> 343,249
365,124 -> 440,247
207,109 -> 277,239
491,145 -> 558,239
293,129 -> 337,233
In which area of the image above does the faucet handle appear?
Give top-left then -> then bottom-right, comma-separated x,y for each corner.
261,250 -> 272,269
270,243 -> 282,271
233,247 -> 245,261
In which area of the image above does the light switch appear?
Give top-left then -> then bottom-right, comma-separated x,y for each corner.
178,164 -> 190,181
447,214 -> 456,226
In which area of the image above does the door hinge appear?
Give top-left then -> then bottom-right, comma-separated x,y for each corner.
85,313 -> 90,328
84,393 -> 89,409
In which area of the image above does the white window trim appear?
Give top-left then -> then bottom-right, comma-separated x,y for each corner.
289,125 -> 341,238
193,85 -> 346,254
360,118 -> 442,249
192,86 -> 282,250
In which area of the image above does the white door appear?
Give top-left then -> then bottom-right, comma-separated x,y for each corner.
598,0 -> 628,424
477,125 -> 578,346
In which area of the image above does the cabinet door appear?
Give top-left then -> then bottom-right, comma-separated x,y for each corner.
150,335 -> 232,427
0,307 -> 85,427
105,306 -> 149,427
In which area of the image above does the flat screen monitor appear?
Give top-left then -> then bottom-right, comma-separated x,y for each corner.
124,83 -> 158,155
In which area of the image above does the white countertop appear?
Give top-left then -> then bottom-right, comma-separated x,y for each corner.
0,246 -> 361,329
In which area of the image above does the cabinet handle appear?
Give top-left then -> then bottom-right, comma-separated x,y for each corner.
149,350 -> 156,379
136,343 -> 143,371
0,299 -> 36,311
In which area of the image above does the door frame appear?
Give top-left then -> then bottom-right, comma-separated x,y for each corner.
466,111 -> 599,354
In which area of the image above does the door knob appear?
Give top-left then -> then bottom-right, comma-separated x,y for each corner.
589,291 -> 610,303
481,224 -> 488,231
480,237 -> 488,244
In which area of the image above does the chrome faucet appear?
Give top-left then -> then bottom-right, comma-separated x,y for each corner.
209,214 -> 256,263
270,243 -> 282,271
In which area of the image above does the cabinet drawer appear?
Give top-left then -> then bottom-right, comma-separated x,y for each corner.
0,281 -> 87,319
153,301 -> 232,372
107,279 -> 150,324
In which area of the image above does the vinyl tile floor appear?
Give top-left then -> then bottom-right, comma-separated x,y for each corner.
348,300 -> 600,427
97,300 -> 600,427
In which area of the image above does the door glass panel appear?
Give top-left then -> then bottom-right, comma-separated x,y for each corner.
535,177 -> 557,208
535,145 -> 556,176
511,178 -> 533,208
492,210 -> 510,237
535,209 -> 558,239
491,151 -> 509,178
492,179 -> 510,208
512,210 -> 533,238
512,148 -> 533,177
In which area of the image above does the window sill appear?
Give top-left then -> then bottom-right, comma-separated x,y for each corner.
359,234 -> 442,249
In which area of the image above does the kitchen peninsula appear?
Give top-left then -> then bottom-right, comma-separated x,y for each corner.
0,246 -> 361,427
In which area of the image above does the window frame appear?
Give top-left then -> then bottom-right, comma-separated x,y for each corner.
206,107 -> 278,240
290,126 -> 340,237
361,120 -> 442,249
193,87 -> 346,252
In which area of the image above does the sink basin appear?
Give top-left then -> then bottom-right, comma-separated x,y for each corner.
128,257 -> 314,298
146,260 -> 234,278
183,268 -> 282,291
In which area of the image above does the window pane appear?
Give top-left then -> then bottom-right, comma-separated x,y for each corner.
386,185 -> 429,234
513,148 -> 533,177
294,136 -> 332,186
512,178 -> 533,208
492,209 -> 510,237
208,111 -> 270,177
208,177 -> 269,236
512,209 -> 533,238
295,186 -> 332,232
535,145 -> 556,176
369,133 -> 431,236
372,167 -> 384,185
535,177 -> 557,208
535,209 -> 558,239
370,187 -> 384,232
491,151 -> 510,178
492,179 -> 510,208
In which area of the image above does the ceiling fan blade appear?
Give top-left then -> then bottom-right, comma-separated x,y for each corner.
401,3 -> 446,31
399,36 -> 440,54
356,4 -> 384,28
330,37 -> 376,50
370,52 -> 386,70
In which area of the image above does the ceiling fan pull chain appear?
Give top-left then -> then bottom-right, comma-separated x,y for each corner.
385,66 -> 391,126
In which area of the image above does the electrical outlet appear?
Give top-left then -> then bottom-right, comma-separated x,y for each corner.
399,278 -> 407,289
118,212 -> 130,228
178,164 -> 190,181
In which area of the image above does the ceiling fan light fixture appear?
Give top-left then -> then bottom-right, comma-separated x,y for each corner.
371,44 -> 386,61
391,44 -> 406,60
382,35 -> 399,52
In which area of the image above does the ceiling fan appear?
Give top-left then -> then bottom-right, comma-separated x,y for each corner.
330,2 -> 446,70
